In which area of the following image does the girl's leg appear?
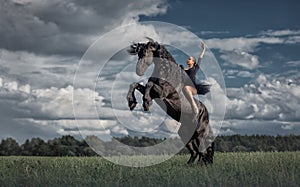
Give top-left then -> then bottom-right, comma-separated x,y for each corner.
183,85 -> 198,114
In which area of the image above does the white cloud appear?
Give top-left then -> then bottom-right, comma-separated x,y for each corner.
220,50 -> 259,70
4,81 -> 18,92
204,29 -> 300,69
0,77 -> 104,119
260,29 -> 300,37
0,76 -> 179,141
1,20 -> 300,142
199,30 -> 230,35
19,84 -> 31,94
286,60 -> 300,67
16,118 -> 123,139
286,35 -> 300,44
225,74 -> 300,122
205,29 -> 300,53
224,69 -> 254,78
236,71 -> 254,78
281,124 -> 294,130
205,37 -> 284,52
0,49 -> 78,88
0,0 -> 168,55
220,119 -> 300,135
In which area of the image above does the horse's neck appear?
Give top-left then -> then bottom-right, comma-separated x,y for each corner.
151,59 -> 196,114
152,58 -> 184,89
152,59 -> 173,78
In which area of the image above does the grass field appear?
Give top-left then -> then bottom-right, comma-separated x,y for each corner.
1,152 -> 299,186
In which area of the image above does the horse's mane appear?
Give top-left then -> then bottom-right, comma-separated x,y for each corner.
156,44 -> 177,65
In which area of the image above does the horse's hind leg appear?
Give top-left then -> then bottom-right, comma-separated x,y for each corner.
186,139 -> 198,166
195,107 -> 213,166
197,125 -> 214,166
205,141 -> 214,164
204,126 -> 215,164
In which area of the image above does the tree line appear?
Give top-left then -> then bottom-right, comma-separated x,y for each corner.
0,134 -> 299,156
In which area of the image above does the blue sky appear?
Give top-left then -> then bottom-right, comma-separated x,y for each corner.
0,0 -> 299,143
141,0 -> 300,87
142,0 -> 300,33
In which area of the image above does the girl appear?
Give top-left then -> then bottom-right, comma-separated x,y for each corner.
180,42 -> 210,114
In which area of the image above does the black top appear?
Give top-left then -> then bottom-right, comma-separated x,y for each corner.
185,64 -> 199,84
180,58 -> 210,95
184,58 -> 201,85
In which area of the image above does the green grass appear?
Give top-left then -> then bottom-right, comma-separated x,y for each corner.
1,152 -> 299,186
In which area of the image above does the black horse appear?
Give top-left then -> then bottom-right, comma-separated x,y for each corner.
127,38 -> 214,166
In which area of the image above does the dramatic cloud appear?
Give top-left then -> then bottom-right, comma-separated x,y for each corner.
205,37 -> 284,53
205,29 -> 300,69
223,69 -> 254,78
220,50 -> 259,70
225,74 -> 300,122
0,49 -> 77,88
1,0 -> 300,143
0,77 -> 103,119
259,29 -> 300,37
219,120 -> 300,135
0,75 -> 180,142
0,0 -> 168,55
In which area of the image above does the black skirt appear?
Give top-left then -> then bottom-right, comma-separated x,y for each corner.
185,81 -> 211,95
195,82 -> 211,95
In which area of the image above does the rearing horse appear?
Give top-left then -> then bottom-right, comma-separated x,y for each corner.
127,39 -> 214,166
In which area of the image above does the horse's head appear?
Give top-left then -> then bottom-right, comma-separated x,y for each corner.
128,38 -> 159,76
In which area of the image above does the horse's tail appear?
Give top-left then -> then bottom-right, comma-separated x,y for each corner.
195,82 -> 211,95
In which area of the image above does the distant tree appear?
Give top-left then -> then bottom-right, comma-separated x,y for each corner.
20,137 -> 49,156
0,137 -> 20,156
20,139 -> 32,156
1,134 -> 300,156
232,145 -> 248,152
85,135 -> 104,156
47,135 -> 80,156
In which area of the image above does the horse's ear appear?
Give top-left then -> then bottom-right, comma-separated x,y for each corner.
145,37 -> 154,43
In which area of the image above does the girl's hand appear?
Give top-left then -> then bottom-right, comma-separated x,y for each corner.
199,42 -> 206,59
201,42 -> 205,50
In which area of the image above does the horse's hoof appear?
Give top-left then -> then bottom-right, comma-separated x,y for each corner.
187,162 -> 194,167
129,101 -> 137,111
187,159 -> 195,166
142,104 -> 149,111
187,154 -> 197,166
143,101 -> 151,111
198,160 -> 208,167
198,158 -> 203,167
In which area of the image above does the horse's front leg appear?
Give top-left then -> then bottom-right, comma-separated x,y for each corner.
127,82 -> 145,111
143,81 -> 154,111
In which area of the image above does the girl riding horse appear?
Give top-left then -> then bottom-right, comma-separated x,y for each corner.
180,42 -> 210,115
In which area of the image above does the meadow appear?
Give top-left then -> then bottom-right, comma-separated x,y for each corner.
1,152 -> 299,186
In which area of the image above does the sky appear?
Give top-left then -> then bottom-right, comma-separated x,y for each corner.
0,0 -> 299,143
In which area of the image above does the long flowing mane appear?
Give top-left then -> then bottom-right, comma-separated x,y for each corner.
151,43 -> 188,98
156,45 -> 177,64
